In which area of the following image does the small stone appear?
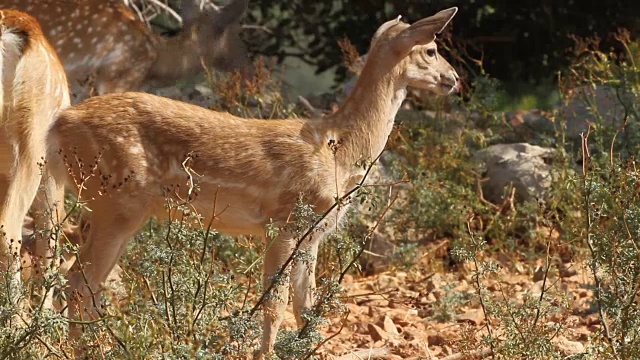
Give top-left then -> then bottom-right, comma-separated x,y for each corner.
194,84 -> 213,97
383,316 -> 399,335
529,280 -> 544,298
425,273 -> 444,292
533,266 -> 546,282
456,308 -> 485,325
453,279 -> 469,292
574,327 -> 592,341
577,288 -> 592,298
487,281 -> 499,291
429,346 -> 443,357
341,274 -> 354,284
497,252 -> 514,270
427,332 -> 446,346
367,323 -> 389,342
554,336 -> 585,355
375,274 -> 400,290
560,263 -> 578,278
388,299 -> 398,308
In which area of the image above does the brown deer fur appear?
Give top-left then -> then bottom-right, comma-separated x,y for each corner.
0,9 -> 70,310
46,7 -> 459,357
3,0 -> 250,99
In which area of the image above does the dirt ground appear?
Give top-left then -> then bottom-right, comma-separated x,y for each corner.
279,240 -> 599,360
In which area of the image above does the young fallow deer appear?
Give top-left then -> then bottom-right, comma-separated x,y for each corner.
4,0 -> 250,99
0,9 -> 70,312
47,7 -> 459,357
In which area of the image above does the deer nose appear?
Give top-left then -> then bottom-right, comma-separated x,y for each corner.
441,70 -> 459,86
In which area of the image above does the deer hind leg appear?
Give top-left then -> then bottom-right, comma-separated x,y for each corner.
66,198 -> 149,352
0,131 -> 46,311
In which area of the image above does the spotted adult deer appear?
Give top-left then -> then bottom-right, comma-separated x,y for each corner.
0,9 -> 70,311
4,0 -> 250,99
46,7 -> 459,357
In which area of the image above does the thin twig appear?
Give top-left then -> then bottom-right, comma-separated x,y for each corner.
338,193 -> 399,285
440,348 -> 493,360
533,226 -> 555,328
242,24 -> 274,35
34,334 -> 70,359
335,347 -> 388,360
580,128 -> 619,359
466,219 -> 495,359
301,309 -> 350,360
145,0 -> 183,24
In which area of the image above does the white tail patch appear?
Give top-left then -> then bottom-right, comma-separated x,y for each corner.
0,28 -> 24,121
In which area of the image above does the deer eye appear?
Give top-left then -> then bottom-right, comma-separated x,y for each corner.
426,48 -> 437,57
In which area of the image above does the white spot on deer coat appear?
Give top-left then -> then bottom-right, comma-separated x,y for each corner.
128,145 -> 143,155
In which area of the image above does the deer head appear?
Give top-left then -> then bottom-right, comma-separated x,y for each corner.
342,8 -> 459,99
149,0 -> 251,84
367,8 -> 459,94
329,7 -> 459,168
192,0 -> 250,73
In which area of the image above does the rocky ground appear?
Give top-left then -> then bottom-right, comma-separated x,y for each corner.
278,241 -> 598,360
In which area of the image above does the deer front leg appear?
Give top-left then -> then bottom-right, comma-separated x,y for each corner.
291,240 -> 320,327
259,237 -> 295,357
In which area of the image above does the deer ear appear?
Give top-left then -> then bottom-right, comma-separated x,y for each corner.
390,7 -> 458,56
214,0 -> 249,29
181,0 -> 201,25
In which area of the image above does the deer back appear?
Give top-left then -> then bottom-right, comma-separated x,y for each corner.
4,0 -> 250,98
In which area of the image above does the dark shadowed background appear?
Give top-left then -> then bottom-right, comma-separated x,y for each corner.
243,0 -> 640,84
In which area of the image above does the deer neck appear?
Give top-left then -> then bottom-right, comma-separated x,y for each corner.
327,60 -> 406,169
147,29 -> 203,86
